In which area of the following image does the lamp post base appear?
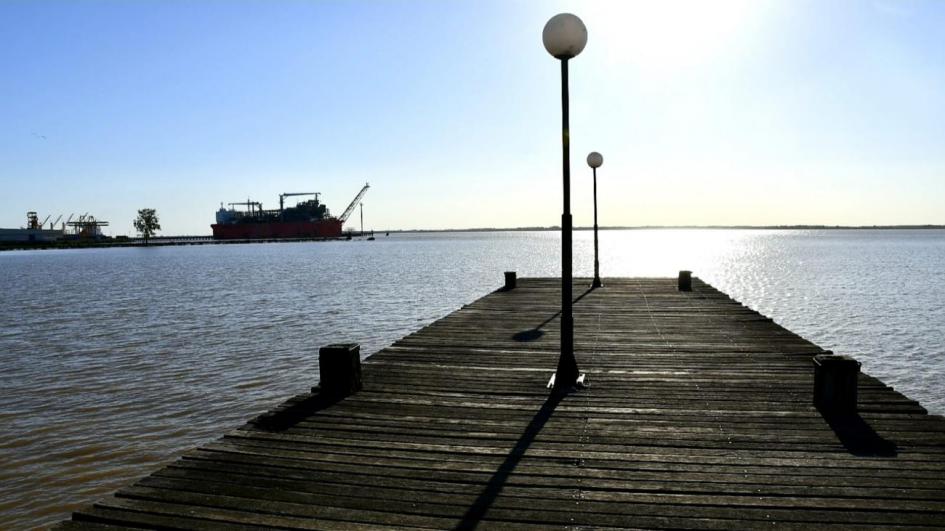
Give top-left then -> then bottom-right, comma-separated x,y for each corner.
591,277 -> 602,288
547,372 -> 587,393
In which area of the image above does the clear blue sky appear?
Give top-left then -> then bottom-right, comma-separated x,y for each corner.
2,0 -> 943,235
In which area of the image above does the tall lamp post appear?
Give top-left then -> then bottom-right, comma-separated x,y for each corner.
587,152 -> 603,288
543,13 -> 587,393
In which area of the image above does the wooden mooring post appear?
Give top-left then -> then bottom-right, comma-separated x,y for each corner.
318,343 -> 362,398
813,353 -> 861,415
503,271 -> 517,291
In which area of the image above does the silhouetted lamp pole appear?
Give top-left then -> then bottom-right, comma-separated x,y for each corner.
543,13 -> 587,393
587,151 -> 603,288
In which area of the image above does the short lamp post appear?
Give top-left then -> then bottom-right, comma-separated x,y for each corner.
543,13 -> 587,393
587,152 -> 603,288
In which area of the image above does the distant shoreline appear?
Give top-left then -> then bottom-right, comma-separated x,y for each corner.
3,225 -> 943,252
388,225 -> 945,233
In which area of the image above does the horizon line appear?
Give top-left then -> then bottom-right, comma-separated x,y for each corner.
127,224 -> 945,239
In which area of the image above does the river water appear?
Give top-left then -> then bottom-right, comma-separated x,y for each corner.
1,229 -> 943,529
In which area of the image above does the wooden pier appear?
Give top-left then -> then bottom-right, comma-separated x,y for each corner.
58,277 -> 945,529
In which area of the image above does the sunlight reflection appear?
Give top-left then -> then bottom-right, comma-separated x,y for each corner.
573,228 -> 774,279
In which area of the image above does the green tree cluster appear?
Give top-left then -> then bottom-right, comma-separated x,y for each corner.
133,208 -> 161,245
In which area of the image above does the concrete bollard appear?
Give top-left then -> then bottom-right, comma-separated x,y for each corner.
318,343 -> 362,398
813,354 -> 860,415
504,271 -> 517,291
678,270 -> 692,292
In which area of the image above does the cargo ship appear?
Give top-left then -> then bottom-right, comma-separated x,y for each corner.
211,183 -> 369,240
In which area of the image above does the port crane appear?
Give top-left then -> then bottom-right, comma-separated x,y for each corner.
67,214 -> 109,239
338,183 -> 370,223
279,192 -> 318,212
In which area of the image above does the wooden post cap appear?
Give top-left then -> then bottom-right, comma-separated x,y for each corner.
678,270 -> 692,291
504,271 -> 517,291
319,343 -> 362,398
813,354 -> 860,415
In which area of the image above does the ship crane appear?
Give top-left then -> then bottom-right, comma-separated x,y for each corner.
279,192 -> 317,212
40,214 -> 51,228
338,183 -> 370,223
50,215 -> 62,229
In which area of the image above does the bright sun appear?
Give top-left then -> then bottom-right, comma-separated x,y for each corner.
581,0 -> 761,74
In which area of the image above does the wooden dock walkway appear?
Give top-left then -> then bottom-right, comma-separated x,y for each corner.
58,277 -> 945,529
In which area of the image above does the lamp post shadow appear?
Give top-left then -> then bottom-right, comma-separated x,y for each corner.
511,286 -> 595,342
454,392 -> 565,530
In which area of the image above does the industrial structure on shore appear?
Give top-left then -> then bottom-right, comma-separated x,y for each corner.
3,182 -> 371,244
0,212 -> 109,242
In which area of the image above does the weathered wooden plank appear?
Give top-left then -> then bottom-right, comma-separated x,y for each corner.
184,442 -> 945,480
170,449 -> 945,491
128,475 -> 945,527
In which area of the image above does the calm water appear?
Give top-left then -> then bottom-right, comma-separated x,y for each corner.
1,229 -> 943,529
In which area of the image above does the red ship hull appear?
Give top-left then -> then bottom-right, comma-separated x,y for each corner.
211,220 -> 343,240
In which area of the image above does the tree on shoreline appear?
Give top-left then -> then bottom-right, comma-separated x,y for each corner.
133,208 -> 161,245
